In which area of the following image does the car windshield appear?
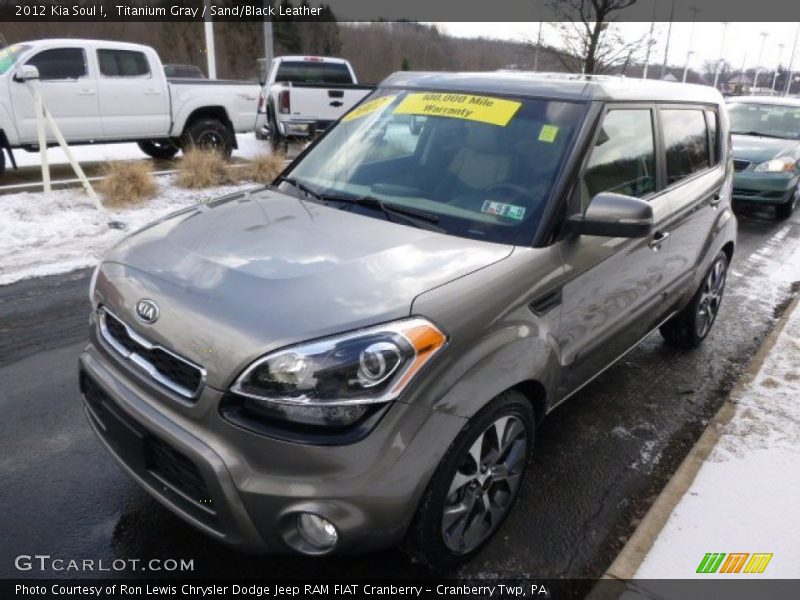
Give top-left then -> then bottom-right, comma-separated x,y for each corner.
0,44 -> 30,75
283,89 -> 585,245
729,102 -> 800,140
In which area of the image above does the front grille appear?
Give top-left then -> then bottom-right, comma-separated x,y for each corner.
733,159 -> 751,172
99,308 -> 204,400
81,373 -> 219,528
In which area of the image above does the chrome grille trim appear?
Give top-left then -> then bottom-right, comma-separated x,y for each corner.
97,307 -> 206,400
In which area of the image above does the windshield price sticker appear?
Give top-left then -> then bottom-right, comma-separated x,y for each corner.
481,200 -> 527,220
538,124 -> 560,143
394,93 -> 522,126
342,95 -> 397,122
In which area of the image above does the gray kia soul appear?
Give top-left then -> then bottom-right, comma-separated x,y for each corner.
80,72 -> 736,567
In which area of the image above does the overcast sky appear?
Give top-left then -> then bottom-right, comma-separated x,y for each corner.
439,22 -> 800,74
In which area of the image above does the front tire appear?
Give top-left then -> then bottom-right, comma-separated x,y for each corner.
182,118 -> 234,158
775,186 -> 798,220
137,140 -> 179,160
660,250 -> 729,349
403,391 -> 534,570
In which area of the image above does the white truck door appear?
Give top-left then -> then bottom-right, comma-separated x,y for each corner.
9,47 -> 102,144
95,48 -> 170,138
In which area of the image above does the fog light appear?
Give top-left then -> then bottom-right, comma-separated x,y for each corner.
297,513 -> 338,550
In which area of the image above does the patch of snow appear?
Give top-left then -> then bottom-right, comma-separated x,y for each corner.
635,302 -> 800,578
0,175 -> 260,285
11,133 -> 269,168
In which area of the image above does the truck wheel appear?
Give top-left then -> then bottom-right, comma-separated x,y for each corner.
137,140 -> 179,160
268,110 -> 286,152
775,186 -> 798,220
182,119 -> 234,158
0,148 -> 5,177
660,250 -> 729,349
403,391 -> 534,570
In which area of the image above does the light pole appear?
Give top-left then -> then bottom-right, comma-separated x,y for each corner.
683,51 -> 695,82
533,21 -> 544,72
713,22 -> 729,89
753,31 -> 769,90
660,0 -> 676,80
642,0 -> 657,79
683,7 -> 700,83
771,43 -> 785,93
204,0 -> 216,79
785,22 -> 800,96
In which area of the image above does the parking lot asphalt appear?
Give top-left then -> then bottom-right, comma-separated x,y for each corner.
1,205 -> 799,588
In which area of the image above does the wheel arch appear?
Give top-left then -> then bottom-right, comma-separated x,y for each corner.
179,106 -> 238,149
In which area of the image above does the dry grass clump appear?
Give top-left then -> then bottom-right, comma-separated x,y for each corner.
96,161 -> 158,207
176,147 -> 234,189
235,152 -> 286,184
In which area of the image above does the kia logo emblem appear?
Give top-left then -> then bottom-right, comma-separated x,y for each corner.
135,299 -> 159,324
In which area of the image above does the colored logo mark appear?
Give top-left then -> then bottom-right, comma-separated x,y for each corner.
696,552 -> 773,574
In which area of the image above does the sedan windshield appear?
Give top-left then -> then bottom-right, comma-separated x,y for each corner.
0,44 -> 29,75
729,102 -> 800,140
282,89 -> 585,245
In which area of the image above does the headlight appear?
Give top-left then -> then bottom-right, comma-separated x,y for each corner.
229,318 -> 447,428
754,156 -> 797,172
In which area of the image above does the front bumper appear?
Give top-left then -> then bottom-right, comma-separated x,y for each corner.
732,171 -> 799,205
79,335 -> 465,555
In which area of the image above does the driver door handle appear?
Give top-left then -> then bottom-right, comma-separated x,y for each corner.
649,230 -> 670,250
709,192 -> 723,207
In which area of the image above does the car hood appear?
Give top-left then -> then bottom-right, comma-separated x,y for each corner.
732,134 -> 800,164
96,188 -> 513,387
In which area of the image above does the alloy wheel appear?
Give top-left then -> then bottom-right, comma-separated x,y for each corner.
695,256 -> 728,339
441,415 -> 528,554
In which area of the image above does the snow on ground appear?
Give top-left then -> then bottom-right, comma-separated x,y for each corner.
11,133 -> 268,168
0,176 -> 260,285
635,300 -> 800,578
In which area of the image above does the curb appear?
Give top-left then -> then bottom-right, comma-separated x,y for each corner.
588,290 -> 800,596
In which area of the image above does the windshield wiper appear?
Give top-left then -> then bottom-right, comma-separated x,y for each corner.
731,130 -> 789,139
275,176 -> 325,202
323,194 -> 444,232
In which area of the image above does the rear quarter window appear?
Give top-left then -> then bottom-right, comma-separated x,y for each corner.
661,109 -> 711,184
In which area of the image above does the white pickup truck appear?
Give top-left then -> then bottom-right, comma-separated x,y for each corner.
0,39 -> 261,175
256,56 -> 373,144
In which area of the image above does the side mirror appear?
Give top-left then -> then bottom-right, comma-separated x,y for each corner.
13,65 -> 39,82
568,192 -> 653,238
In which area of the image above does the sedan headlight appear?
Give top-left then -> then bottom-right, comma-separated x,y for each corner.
754,156 -> 797,172
229,318 -> 447,428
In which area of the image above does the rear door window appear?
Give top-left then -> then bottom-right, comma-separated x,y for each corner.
275,61 -> 353,84
26,48 -> 87,80
98,49 -> 150,77
661,109 -> 710,184
582,108 -> 656,209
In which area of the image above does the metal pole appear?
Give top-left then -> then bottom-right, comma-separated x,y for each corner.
753,32 -> 768,89
643,0 -> 657,79
683,7 -> 700,83
533,22 -> 543,71
771,43 -> 785,93
263,1 -> 274,67
660,0 -> 676,79
713,22 -> 729,89
204,0 -> 216,79
785,22 -> 800,96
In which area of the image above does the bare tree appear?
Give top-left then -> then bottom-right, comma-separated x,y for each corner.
702,59 -> 732,86
547,0 -> 647,74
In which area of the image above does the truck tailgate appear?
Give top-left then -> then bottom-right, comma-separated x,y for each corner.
289,84 -> 373,122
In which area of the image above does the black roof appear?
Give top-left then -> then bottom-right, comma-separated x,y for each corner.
381,71 -> 725,104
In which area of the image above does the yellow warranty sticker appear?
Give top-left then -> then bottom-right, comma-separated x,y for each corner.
393,93 -> 521,126
538,124 -> 559,143
342,95 -> 397,122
